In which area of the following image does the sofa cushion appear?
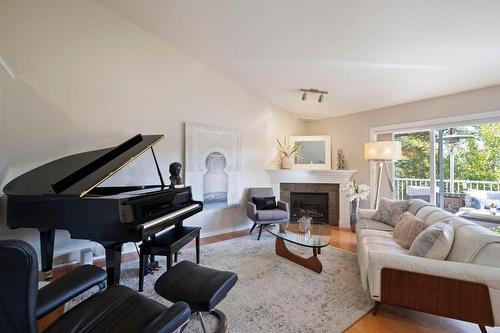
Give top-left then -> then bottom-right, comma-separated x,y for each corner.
393,212 -> 425,249
409,220 -> 454,259
449,215 -> 477,229
357,228 -> 394,240
359,209 -> 376,220
414,205 -> 441,221
423,210 -> 454,228
373,198 -> 411,226
255,208 -> 288,221
357,233 -> 408,290
447,216 -> 500,268
356,218 -> 395,232
407,199 -> 434,215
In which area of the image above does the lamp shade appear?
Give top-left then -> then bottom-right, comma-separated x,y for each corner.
364,141 -> 402,161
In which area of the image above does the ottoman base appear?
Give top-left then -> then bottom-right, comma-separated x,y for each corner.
197,309 -> 227,333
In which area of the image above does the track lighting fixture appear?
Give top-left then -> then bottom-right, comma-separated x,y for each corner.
299,88 -> 328,103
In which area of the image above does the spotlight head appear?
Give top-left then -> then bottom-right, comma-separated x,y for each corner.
318,94 -> 324,103
301,92 -> 307,101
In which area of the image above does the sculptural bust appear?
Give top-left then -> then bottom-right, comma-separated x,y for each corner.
169,162 -> 183,187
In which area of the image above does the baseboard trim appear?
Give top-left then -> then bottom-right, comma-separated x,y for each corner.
39,226 -> 254,277
199,224 -> 253,238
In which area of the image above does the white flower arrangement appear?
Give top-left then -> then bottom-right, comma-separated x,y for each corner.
341,181 -> 370,202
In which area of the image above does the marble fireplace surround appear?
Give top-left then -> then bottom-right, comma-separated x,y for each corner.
266,169 -> 357,228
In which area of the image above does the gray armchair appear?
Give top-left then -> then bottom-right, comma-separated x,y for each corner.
247,188 -> 289,240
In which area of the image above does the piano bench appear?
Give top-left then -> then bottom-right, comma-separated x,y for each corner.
138,226 -> 201,292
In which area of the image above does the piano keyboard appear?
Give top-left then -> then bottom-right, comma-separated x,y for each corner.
141,203 -> 201,231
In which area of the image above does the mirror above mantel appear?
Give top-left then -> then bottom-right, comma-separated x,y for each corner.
289,135 -> 331,170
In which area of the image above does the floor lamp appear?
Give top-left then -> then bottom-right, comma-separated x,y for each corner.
364,141 -> 402,209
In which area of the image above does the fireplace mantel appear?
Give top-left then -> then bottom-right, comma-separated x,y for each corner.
266,169 -> 357,228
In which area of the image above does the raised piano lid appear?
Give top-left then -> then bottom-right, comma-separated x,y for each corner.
3,134 -> 164,197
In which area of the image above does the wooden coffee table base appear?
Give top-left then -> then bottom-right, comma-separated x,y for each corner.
275,238 -> 323,273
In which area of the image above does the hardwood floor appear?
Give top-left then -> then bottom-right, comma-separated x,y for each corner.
37,226 -> 498,333
330,226 -> 357,252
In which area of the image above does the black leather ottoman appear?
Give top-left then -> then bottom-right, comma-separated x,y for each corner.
154,261 -> 238,333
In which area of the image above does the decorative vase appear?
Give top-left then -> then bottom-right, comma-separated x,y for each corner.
298,216 -> 312,233
281,156 -> 293,169
350,197 -> 360,232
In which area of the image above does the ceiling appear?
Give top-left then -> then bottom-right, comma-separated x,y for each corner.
100,0 -> 500,119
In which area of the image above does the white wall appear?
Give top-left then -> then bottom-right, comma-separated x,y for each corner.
0,0 -> 305,263
306,85 -> 500,207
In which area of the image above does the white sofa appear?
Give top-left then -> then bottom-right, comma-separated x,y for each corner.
357,199 -> 500,332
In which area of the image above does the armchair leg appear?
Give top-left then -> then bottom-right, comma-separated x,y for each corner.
372,301 -> 380,316
479,325 -> 487,333
250,222 -> 257,234
257,224 -> 263,240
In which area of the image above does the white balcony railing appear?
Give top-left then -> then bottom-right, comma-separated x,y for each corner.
394,178 -> 500,200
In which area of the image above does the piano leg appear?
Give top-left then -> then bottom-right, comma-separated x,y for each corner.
39,229 -> 55,280
104,244 -> 123,285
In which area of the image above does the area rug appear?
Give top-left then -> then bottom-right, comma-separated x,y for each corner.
70,233 -> 373,333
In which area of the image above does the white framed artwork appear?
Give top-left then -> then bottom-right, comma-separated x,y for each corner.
289,135 -> 332,170
185,123 -> 241,208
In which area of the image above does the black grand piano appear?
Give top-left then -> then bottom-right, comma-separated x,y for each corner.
3,134 -> 203,285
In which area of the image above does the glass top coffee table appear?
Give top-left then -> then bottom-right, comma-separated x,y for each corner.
266,222 -> 332,273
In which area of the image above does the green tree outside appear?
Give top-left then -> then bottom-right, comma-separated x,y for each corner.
395,123 -> 500,182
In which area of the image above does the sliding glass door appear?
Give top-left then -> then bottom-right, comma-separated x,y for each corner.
394,131 -> 434,203
393,122 -> 499,213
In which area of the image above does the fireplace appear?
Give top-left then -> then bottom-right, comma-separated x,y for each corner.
268,170 -> 355,228
290,192 -> 329,223
280,183 -> 339,225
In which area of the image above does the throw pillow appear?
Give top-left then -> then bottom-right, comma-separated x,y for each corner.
252,196 -> 276,210
393,212 -> 425,249
463,191 -> 475,208
463,190 -> 486,209
409,220 -> 454,260
372,198 -> 411,226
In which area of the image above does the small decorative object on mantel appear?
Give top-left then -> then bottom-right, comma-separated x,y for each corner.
337,149 -> 348,170
276,138 -> 302,169
341,181 -> 370,232
297,211 -> 312,233
169,162 -> 184,188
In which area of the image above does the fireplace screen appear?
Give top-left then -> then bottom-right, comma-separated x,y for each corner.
290,192 -> 329,223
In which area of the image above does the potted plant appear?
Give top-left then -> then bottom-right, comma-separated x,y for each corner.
276,138 -> 302,169
341,181 -> 370,232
